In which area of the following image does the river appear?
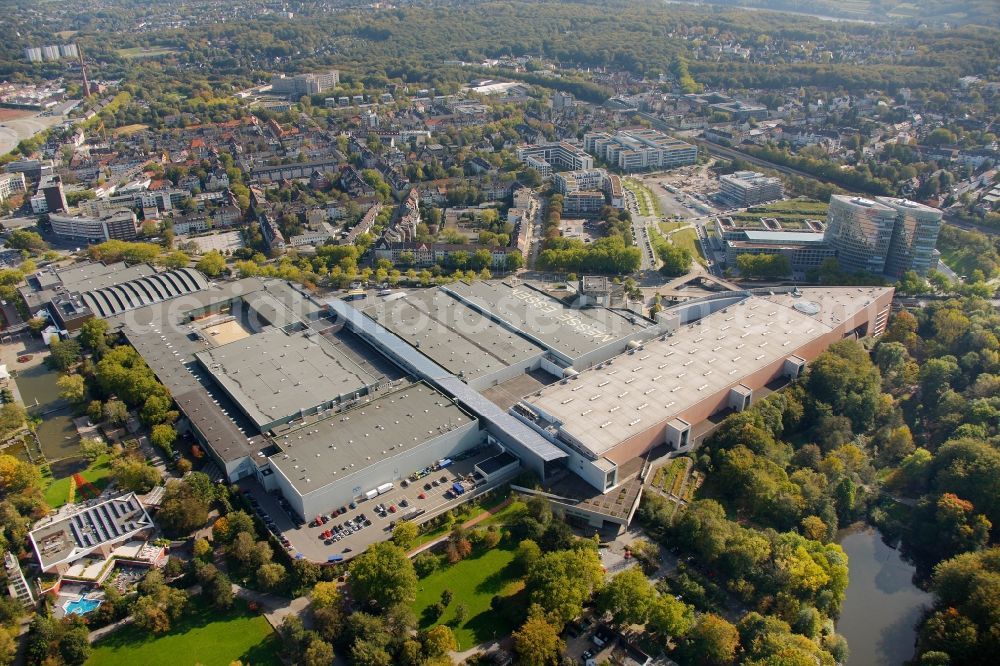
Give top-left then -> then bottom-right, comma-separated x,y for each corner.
837,525 -> 931,666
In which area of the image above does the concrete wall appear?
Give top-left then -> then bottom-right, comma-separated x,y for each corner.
466,352 -> 545,391
268,421 -> 485,519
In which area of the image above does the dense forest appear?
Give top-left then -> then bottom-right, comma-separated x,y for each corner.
2,1 -> 998,100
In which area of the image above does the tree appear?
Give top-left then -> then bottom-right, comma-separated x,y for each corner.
157,479 -> 210,536
257,562 -> 287,590
7,230 -> 46,251
103,399 -> 128,425
196,251 -> 227,277
658,243 -> 692,276
208,571 -> 234,609
647,595 -> 695,638
512,606 -> 564,666
79,437 -> 107,461
57,374 -> 87,404
422,625 -> 458,657
303,637 -> 335,666
58,623 -> 91,666
311,581 -> 342,610
392,520 -> 418,551
526,547 -> 604,625
682,614 -> 740,666
598,567 -> 657,627
49,339 -> 81,371
349,542 -> 418,609
78,318 -> 109,357
151,424 -> 177,455
162,250 -> 190,269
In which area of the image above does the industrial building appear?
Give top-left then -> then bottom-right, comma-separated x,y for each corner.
584,129 -> 697,171
18,261 -> 204,331
513,286 -> 894,501
718,171 -> 784,206
96,268 -> 894,535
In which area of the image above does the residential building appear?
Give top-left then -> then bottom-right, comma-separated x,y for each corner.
516,141 -> 593,175
584,129 -> 697,171
0,172 -> 26,205
49,211 -> 139,244
4,551 -> 33,606
563,191 -> 607,217
718,171 -> 784,206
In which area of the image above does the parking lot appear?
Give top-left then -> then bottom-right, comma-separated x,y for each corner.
240,448 -> 517,562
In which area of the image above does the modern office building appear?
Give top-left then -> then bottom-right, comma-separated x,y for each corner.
49,211 -> 139,243
270,70 -> 340,98
516,141 -> 594,176
584,129 -> 697,171
878,197 -> 943,277
824,195 -> 898,275
824,195 -> 942,277
719,171 -> 784,206
724,233 -> 837,272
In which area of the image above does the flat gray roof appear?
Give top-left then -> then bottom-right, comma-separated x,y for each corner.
524,287 -> 891,458
196,328 -> 380,430
443,280 -> 651,361
267,383 -> 476,496
362,290 -> 546,382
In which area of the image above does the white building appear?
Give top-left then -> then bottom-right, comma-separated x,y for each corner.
719,171 -> 784,206
584,129 -> 697,171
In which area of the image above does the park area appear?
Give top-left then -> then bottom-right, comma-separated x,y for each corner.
42,453 -> 113,508
412,544 -> 521,650
87,597 -> 279,666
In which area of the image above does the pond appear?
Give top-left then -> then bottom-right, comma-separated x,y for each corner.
14,363 -> 83,475
837,525 -> 931,666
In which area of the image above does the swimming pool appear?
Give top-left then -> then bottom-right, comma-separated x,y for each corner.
63,596 -> 102,615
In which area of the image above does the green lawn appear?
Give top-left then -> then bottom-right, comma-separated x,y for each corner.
87,597 -> 279,666
116,46 -> 180,59
659,221 -> 688,234
43,454 -> 114,508
671,228 -> 706,265
412,544 -> 520,650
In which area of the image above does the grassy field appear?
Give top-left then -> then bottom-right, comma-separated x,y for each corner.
116,46 -> 180,59
112,124 -> 149,137
659,221 -> 688,234
43,454 -> 114,508
87,597 -> 279,666
671,228 -> 706,265
412,544 -> 520,649
731,198 -> 829,228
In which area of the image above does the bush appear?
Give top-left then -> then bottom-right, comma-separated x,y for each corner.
413,552 -> 440,578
